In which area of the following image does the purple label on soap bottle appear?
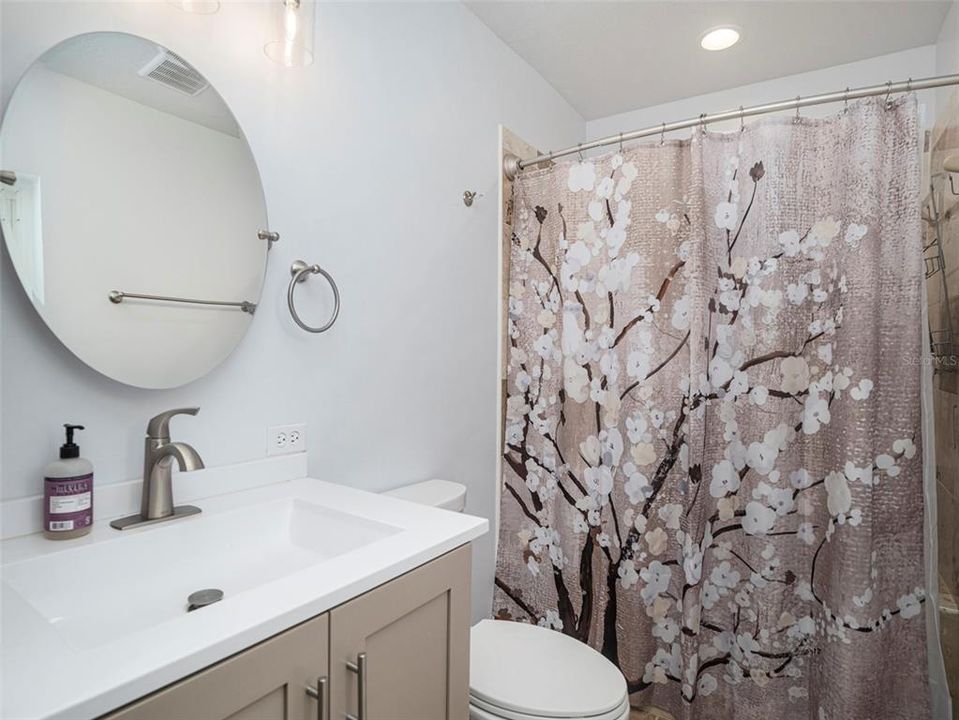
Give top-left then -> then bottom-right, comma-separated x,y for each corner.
44,473 -> 93,533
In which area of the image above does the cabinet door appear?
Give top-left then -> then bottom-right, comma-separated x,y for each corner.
103,614 -> 329,720
329,545 -> 471,720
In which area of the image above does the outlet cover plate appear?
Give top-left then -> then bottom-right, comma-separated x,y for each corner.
267,424 -> 306,456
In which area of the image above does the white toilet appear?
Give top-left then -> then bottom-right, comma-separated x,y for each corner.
383,481 -> 631,720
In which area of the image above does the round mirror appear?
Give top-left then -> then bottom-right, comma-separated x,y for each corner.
0,32 -> 268,389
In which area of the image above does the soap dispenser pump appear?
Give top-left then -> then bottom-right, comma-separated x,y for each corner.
43,424 -> 94,539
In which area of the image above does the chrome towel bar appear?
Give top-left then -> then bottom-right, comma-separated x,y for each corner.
108,290 -> 257,314
287,260 -> 340,333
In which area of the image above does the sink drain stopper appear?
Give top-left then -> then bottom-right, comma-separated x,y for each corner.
187,588 -> 224,612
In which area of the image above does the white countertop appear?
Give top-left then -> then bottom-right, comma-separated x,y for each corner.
1,476 -> 488,720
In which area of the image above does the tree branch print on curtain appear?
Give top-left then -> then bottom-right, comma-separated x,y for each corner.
494,97 -> 929,719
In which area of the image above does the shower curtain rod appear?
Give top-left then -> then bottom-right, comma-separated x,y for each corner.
503,73 -> 959,179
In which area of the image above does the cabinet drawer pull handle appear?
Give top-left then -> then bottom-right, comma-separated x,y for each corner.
345,652 -> 367,720
305,676 -> 328,720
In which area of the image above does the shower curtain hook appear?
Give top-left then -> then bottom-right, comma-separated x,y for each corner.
906,77 -> 913,93
659,123 -> 665,146
577,143 -> 585,162
619,132 -> 625,153
739,106 -> 745,133
699,113 -> 707,136
843,87 -> 850,114
794,96 -> 801,123
885,80 -> 893,109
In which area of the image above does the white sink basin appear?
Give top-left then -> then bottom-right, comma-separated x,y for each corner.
1,473 -> 487,720
2,497 -> 400,650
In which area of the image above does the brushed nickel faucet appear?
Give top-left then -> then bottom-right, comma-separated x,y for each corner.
111,408 -> 205,530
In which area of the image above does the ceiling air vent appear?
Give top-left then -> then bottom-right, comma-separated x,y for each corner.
138,48 -> 208,96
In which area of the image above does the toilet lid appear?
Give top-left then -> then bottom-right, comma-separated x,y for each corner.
470,694 -> 630,720
470,620 -> 628,719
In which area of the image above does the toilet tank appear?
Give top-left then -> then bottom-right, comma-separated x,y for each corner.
381,479 -> 467,512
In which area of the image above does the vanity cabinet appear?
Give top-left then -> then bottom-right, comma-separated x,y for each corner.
329,543 -> 470,720
105,614 -> 329,720
102,545 -> 470,720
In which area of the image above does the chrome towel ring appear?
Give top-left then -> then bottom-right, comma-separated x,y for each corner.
288,260 -> 340,333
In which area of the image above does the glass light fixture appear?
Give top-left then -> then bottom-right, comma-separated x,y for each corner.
700,26 -> 741,51
168,1 -> 220,14
264,0 -> 315,67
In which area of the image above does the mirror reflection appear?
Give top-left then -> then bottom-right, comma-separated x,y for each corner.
0,32 -> 268,389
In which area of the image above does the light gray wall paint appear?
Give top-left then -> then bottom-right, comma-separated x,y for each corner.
937,0 -> 958,78
0,1 -> 585,622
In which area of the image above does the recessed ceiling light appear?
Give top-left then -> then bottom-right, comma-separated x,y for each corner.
168,0 -> 220,13
701,26 -> 741,51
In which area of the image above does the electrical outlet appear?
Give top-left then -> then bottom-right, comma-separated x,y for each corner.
268,424 -> 306,456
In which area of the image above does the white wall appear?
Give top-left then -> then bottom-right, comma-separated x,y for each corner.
0,1 -> 585,621
938,0 -> 959,78
587,45 -> 938,142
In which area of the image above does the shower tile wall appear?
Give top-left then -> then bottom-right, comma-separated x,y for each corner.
927,85 -> 959,717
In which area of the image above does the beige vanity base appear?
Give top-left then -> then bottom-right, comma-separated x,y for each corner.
103,545 -> 471,720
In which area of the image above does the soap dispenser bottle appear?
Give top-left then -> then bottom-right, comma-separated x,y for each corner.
43,424 -> 94,540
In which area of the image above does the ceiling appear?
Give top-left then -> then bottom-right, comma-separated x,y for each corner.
466,1 -> 952,120
40,33 -> 239,137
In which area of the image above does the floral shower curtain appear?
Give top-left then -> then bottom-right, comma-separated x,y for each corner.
495,96 -> 929,719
